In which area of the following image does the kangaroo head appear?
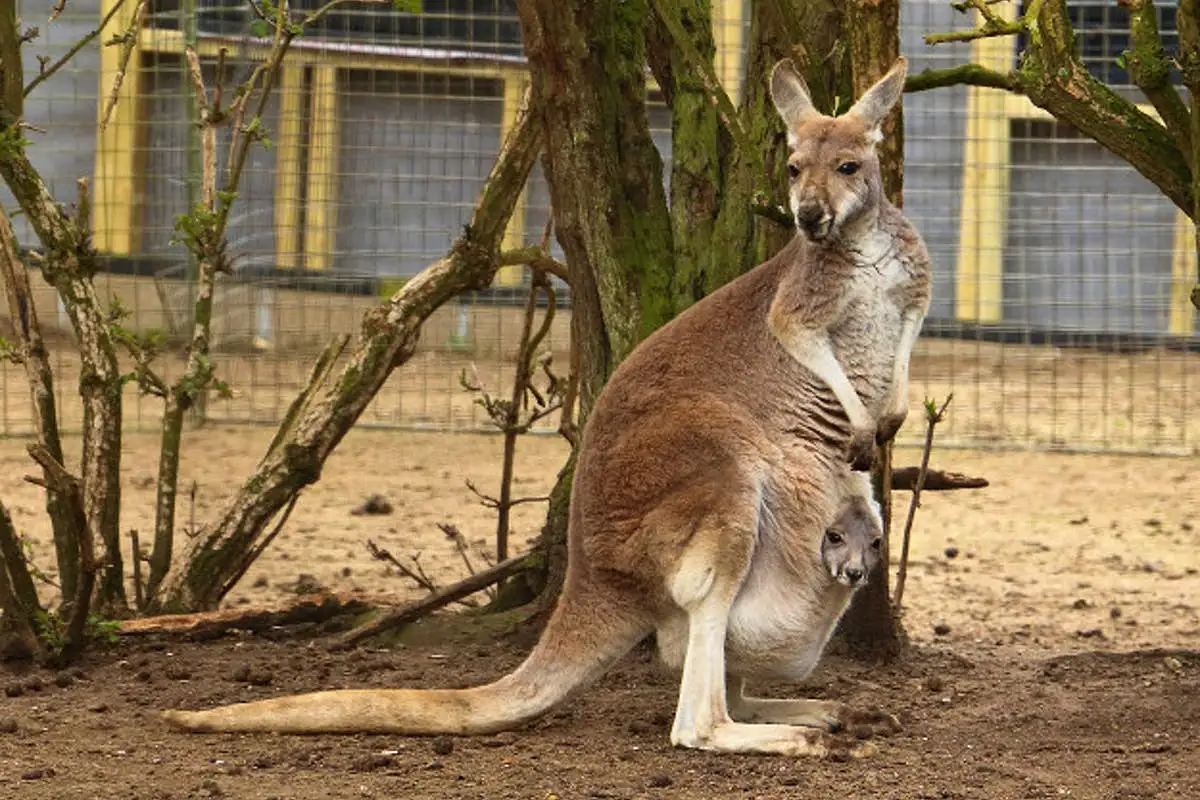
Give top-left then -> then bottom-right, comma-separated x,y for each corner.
820,494 -> 884,588
769,57 -> 907,242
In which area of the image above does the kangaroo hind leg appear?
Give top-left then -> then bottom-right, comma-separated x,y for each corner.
666,508 -> 829,757
726,677 -> 843,730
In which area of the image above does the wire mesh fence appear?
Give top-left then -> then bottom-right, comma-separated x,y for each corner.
1,0 -> 1197,454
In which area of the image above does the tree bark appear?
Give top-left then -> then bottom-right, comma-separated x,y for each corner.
834,0 -> 906,660
1179,2 -> 1200,309
0,208 -> 78,603
158,89 -> 543,611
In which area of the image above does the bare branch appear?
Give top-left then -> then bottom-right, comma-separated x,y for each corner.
366,537 -> 478,608
25,0 -> 131,98
893,394 -> 954,610
98,0 -> 147,131
0,206 -> 79,598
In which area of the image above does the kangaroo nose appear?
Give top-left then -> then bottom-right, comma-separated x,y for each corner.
795,204 -> 827,238
844,567 -> 864,585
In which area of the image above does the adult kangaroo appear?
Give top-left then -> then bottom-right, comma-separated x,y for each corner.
163,56 -> 932,757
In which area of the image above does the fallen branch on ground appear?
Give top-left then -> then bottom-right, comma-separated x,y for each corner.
118,595 -> 372,641
330,553 -> 536,650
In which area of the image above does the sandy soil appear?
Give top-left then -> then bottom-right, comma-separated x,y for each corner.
0,426 -> 1197,798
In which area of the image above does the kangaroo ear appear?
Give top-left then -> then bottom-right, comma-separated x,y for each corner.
846,56 -> 907,137
770,59 -> 819,129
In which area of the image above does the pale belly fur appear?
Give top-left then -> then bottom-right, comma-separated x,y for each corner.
654,551 -> 853,683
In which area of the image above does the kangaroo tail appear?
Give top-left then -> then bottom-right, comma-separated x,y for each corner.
161,582 -> 650,735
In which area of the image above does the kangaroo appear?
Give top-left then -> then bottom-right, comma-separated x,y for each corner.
162,57 -> 932,758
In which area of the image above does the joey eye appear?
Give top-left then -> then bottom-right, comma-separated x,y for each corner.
837,161 -> 860,176
825,530 -> 844,545
871,538 -> 882,551
787,162 -> 801,179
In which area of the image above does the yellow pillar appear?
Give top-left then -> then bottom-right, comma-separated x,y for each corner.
713,0 -> 745,104
303,65 -> 339,270
495,72 -> 529,287
92,0 -> 145,254
954,20 -> 1012,323
274,62 -> 306,269
1170,211 -> 1198,335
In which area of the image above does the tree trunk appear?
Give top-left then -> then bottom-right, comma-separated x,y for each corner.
834,0 -> 906,659
515,0 -> 680,608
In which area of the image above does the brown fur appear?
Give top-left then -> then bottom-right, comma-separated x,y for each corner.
162,58 -> 930,757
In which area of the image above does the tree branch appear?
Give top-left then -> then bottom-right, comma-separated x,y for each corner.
499,244 -> 569,284
161,86 -> 544,611
0,153 -> 126,612
98,0 -> 147,131
925,0 -> 1193,215
0,1 -> 22,117
904,64 -> 1020,94
24,0 -> 131,98
1122,0 -> 1192,163
0,207 -> 78,600
925,0 -> 1024,45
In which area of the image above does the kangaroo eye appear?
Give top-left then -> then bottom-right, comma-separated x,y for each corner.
787,162 -> 801,179
825,530 -> 844,545
871,538 -> 882,551
837,161 -> 860,175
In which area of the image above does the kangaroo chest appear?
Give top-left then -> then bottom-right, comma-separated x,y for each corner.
830,246 -> 913,412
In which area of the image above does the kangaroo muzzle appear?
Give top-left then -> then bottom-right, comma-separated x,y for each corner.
795,201 -> 833,241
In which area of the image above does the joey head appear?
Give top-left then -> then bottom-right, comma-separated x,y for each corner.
821,495 -> 883,588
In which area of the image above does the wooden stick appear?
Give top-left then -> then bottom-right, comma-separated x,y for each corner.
330,553 -> 535,650
890,467 -> 988,492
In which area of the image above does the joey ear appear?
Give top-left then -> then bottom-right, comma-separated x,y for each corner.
770,59 -> 819,129
846,56 -> 908,135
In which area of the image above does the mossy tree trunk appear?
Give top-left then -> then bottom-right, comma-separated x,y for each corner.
514,0 -> 680,610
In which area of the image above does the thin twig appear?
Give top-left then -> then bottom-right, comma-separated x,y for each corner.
365,538 -> 477,608
893,394 -> 954,611
437,522 -> 480,578
98,0 -> 147,130
25,0 -> 130,98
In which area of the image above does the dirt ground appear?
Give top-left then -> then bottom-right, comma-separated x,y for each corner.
0,426 -> 1198,798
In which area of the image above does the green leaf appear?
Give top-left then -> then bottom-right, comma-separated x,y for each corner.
392,0 -> 423,11
250,19 -> 270,37
1115,51 -> 1128,70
